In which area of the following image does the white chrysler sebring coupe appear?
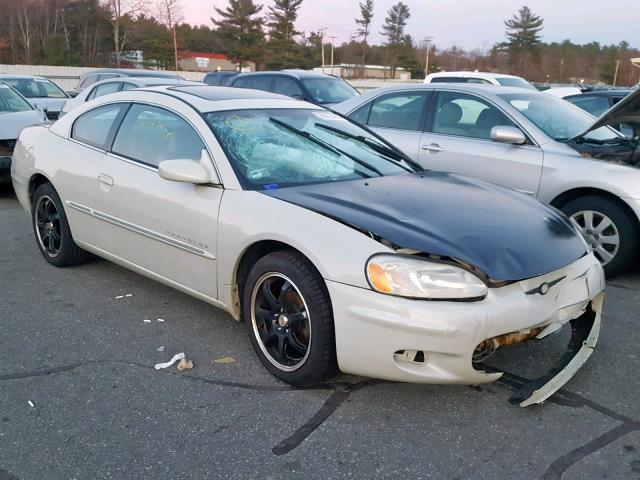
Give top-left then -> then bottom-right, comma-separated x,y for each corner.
11,86 -> 605,406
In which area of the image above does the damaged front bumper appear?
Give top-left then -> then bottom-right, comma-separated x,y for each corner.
480,293 -> 602,407
328,253 -> 605,406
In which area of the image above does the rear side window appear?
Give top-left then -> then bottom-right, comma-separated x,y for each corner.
232,77 -> 249,88
112,104 -> 205,167
98,73 -> 120,81
368,91 -> 429,131
72,104 -> 125,149
79,74 -> 98,89
88,82 -> 122,100
248,76 -> 272,92
121,82 -> 138,91
203,74 -> 221,86
274,77 -> 303,98
349,103 -> 372,124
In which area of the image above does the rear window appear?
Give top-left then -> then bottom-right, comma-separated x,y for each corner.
495,77 -> 537,90
301,78 -> 358,104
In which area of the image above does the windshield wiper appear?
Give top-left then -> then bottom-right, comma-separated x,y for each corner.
314,122 -> 416,171
269,117 -> 383,177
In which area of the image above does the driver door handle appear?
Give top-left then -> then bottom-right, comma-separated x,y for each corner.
421,143 -> 444,153
98,173 -> 114,186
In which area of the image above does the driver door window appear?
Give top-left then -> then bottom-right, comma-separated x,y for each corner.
368,91 -> 429,131
432,92 -> 516,139
274,78 -> 303,99
112,104 -> 205,167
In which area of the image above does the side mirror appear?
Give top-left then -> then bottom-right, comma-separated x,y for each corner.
490,125 -> 527,145
159,149 -> 220,185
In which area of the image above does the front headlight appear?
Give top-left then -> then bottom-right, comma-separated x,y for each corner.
366,254 -> 488,300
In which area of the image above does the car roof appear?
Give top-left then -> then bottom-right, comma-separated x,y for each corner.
332,83 -> 537,114
81,68 -> 180,78
567,89 -> 633,98
427,71 -> 521,79
87,77 -> 195,88
234,70 -> 333,80
135,85 -> 320,112
353,82 -> 529,96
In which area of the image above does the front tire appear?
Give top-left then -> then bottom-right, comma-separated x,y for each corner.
32,182 -> 89,267
242,250 -> 337,386
560,195 -> 639,276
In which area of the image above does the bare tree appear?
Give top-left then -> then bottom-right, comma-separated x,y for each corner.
102,0 -> 148,66
156,0 -> 183,70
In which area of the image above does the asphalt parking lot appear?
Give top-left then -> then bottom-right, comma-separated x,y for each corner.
1,182 -> 639,480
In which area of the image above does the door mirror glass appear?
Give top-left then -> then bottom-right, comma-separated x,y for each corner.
159,159 -> 211,184
490,125 -> 527,145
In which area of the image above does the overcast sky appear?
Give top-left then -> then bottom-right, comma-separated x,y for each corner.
183,0 -> 639,51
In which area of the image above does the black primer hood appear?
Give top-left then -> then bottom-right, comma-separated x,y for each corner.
262,172 -> 588,282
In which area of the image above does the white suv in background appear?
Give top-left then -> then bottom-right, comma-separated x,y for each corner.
425,71 -> 537,90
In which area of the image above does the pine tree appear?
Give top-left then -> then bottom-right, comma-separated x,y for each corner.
381,2 -> 410,45
212,0 -> 264,69
355,0 -> 374,65
502,5 -> 544,72
265,0 -> 304,69
380,2 -> 410,77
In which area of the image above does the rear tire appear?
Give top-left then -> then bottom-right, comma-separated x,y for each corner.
242,250 -> 338,386
560,195 -> 638,276
32,182 -> 89,267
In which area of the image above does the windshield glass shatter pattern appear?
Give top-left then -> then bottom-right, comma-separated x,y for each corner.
205,109 -> 415,189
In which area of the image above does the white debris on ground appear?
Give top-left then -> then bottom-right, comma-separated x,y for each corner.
27,401 -> 34,408
154,352 -> 185,370
157,346 -> 165,352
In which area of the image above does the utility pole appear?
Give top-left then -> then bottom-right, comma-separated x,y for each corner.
613,59 -> 621,86
173,25 -> 178,71
329,35 -> 337,75
319,27 -> 327,73
559,58 -> 564,83
422,36 -> 433,76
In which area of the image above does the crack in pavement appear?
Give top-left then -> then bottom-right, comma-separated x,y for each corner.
272,379 -> 389,455
0,468 -> 19,480
542,421 -> 640,480
493,370 -> 639,479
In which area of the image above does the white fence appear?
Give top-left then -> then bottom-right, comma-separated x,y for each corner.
0,63 -> 423,93
0,64 -> 205,90
349,78 -> 422,92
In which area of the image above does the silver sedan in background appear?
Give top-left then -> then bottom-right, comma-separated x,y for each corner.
0,74 -> 69,120
60,77 -> 201,116
334,84 -> 640,276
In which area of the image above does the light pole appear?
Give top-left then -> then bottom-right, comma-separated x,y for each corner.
319,27 -> 327,73
613,59 -> 621,86
422,37 -> 433,76
329,36 -> 337,75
